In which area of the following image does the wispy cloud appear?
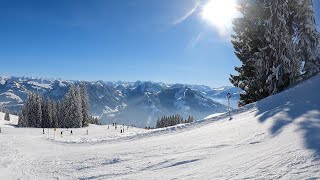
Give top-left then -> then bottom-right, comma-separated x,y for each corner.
172,0 -> 200,25
186,32 -> 203,50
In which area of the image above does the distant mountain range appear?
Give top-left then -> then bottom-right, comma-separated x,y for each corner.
0,76 -> 242,127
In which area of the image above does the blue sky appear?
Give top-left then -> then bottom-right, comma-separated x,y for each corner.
0,0 -> 319,87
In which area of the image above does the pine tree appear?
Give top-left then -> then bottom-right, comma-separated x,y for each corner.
4,112 -> 10,121
18,112 -> 25,127
36,94 -> 43,128
259,0 -> 300,94
57,100 -> 65,128
41,97 -> 48,128
52,101 -> 58,128
80,82 -> 90,127
64,85 -> 83,128
75,86 -> 83,127
46,98 -> 54,128
294,0 -> 320,78
230,0 -> 269,106
231,0 -> 318,105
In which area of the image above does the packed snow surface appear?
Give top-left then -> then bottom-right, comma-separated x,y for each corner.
0,112 -> 18,128
1,75 -> 320,179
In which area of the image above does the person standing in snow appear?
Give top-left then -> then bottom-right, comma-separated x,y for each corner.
70,130 -> 73,135
43,128 -> 45,134
60,131 -> 63,138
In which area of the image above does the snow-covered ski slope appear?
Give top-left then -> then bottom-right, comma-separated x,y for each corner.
1,75 -> 320,179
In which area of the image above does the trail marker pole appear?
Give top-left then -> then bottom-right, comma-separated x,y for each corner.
54,128 -> 56,140
227,93 -> 232,120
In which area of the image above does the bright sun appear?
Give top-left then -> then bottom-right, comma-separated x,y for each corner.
201,0 -> 237,35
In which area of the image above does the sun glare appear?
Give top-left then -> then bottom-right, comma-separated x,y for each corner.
201,0 -> 237,35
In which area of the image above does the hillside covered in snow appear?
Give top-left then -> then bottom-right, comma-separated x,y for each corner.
0,75 -> 319,179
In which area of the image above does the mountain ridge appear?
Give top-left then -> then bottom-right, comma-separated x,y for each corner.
0,76 -> 241,127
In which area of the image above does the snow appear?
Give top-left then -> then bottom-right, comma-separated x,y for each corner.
27,81 -> 52,89
0,112 -> 18,127
0,77 -> 6,85
1,75 -> 320,179
204,113 -> 225,119
0,92 -> 23,103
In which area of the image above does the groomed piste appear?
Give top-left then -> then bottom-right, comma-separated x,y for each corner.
1,75 -> 320,179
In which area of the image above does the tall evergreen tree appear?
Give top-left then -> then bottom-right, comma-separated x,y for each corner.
4,112 -> 10,121
80,82 -> 90,127
230,0 -> 269,106
294,0 -> 320,78
51,101 -> 58,128
41,97 -> 48,128
64,85 -> 83,128
35,94 -> 43,128
18,85 -> 91,128
259,0 -> 298,94
230,0 -> 319,106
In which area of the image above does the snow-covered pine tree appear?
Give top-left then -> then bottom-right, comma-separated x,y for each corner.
57,100 -> 65,128
35,94 -> 43,128
18,112 -> 25,127
4,111 -> 10,121
63,87 -> 72,128
231,0 -> 317,105
41,97 -> 48,128
51,101 -> 58,128
156,118 -> 160,128
230,0 -> 270,106
27,93 -> 37,127
64,85 -> 83,128
46,98 -> 54,128
80,82 -> 90,127
261,0 -> 301,94
294,0 -> 320,78
75,85 -> 83,127
19,100 -> 29,127
19,92 -> 42,127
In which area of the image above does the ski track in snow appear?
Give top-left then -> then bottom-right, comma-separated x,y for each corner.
1,75 -> 320,179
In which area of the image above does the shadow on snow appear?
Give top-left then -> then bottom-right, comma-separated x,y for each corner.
253,75 -> 320,159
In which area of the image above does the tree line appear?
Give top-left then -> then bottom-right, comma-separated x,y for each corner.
230,0 -> 320,106
18,83 -> 98,128
156,114 -> 194,128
